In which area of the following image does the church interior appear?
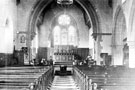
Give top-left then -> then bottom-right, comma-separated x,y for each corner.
0,0 -> 135,90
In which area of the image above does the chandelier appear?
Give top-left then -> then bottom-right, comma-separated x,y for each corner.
57,0 -> 73,5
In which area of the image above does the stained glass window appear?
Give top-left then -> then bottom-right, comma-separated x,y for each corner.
53,14 -> 77,46
68,25 -> 76,45
53,26 -> 61,45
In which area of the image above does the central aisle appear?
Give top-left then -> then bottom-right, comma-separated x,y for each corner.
49,76 -> 80,90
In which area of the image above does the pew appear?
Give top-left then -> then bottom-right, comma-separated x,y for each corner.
73,65 -> 135,90
0,66 -> 54,90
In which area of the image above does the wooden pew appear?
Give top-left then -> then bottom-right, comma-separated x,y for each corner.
0,66 -> 53,90
99,66 -> 135,90
74,65 -> 135,90
76,65 -> 107,86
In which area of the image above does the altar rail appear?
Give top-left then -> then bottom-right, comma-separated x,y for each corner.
73,65 -> 135,90
0,66 -> 54,90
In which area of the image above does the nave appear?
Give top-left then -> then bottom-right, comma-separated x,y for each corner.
1,0 -> 135,90
1,65 -> 135,90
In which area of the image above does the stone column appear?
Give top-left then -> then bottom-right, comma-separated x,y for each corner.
128,42 -> 135,68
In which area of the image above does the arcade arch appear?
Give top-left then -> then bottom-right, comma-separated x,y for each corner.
128,0 -> 135,68
112,6 -> 128,66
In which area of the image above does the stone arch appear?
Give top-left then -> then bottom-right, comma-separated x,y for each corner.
27,0 -> 101,61
128,0 -> 135,68
28,0 -> 100,41
74,0 -> 101,39
112,6 -> 127,66
128,0 -> 135,40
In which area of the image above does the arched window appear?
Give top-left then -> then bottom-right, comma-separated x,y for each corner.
53,26 -> 61,45
61,28 -> 68,45
52,14 -> 78,46
68,25 -> 76,46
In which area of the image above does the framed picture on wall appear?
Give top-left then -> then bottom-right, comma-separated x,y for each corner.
17,32 -> 27,44
20,35 -> 25,43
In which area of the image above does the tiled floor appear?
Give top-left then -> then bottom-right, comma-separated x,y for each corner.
49,76 -> 80,90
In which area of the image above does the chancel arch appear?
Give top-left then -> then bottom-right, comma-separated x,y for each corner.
27,0 -> 100,64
